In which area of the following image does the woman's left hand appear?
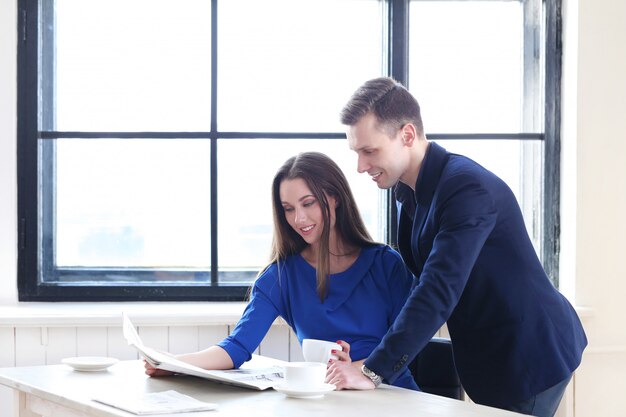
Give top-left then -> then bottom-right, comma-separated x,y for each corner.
326,359 -> 377,390
325,340 -> 377,390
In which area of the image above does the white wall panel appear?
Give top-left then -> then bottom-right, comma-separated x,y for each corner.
0,328 -> 15,417
198,325 -> 228,349
15,328 -> 46,366
77,327 -> 108,357
575,350 -> 626,417
0,327 -> 15,416
289,329 -> 304,362
169,326 -> 199,354
107,326 -> 137,360
258,325 -> 289,361
138,326 -> 168,352
0,387 -> 14,417
0,327 -> 14,367
46,327 -> 76,365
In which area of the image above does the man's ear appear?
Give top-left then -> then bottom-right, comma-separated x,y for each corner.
400,123 -> 418,146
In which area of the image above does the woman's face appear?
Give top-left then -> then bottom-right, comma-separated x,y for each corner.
279,178 -> 336,246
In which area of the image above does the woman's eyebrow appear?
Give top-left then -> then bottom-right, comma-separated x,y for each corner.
281,194 -> 315,206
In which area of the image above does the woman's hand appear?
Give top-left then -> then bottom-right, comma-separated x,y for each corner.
326,360 -> 376,390
143,360 -> 176,377
325,340 -> 376,390
332,340 -> 352,364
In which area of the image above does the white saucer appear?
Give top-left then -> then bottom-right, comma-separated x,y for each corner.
62,356 -> 119,372
273,383 -> 335,399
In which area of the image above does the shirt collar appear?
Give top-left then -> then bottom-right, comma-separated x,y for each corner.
394,141 -> 449,207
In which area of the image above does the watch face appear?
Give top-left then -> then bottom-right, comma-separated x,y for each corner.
361,365 -> 382,386
362,365 -> 377,378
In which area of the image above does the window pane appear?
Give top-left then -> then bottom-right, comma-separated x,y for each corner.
217,139 -> 383,283
52,139 -> 211,274
218,0 -> 384,132
436,139 -> 543,254
53,0 -> 212,131
409,1 -> 523,133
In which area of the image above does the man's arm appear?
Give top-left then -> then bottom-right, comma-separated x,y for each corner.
365,174 -> 497,384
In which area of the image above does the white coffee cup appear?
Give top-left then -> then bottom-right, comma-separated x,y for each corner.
302,338 -> 342,364
283,361 -> 327,390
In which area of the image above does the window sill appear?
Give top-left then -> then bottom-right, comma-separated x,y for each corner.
0,302 -> 256,327
0,302 -> 593,328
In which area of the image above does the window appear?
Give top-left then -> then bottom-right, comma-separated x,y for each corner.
18,0 -> 561,301
406,0 -> 561,283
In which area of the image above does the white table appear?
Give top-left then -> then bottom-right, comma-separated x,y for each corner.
0,360 -> 525,417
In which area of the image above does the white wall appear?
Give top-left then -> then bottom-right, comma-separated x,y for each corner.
561,0 -> 626,416
1,0 -> 626,415
0,0 -> 18,303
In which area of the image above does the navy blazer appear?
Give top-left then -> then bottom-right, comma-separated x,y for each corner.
364,142 -> 587,408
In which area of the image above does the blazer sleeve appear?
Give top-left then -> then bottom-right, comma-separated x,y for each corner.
365,173 -> 498,383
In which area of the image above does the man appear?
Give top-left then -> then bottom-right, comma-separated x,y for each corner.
330,77 -> 587,417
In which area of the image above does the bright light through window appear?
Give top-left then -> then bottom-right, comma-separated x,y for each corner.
17,0 -> 553,300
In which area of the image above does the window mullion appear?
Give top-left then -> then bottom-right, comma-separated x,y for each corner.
386,0 -> 410,247
543,0 -> 562,286
210,0 -> 219,286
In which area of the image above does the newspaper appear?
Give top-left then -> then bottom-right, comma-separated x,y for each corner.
93,390 -> 217,415
122,313 -> 285,390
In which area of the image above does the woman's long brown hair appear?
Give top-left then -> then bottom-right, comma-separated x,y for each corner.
264,152 -> 376,302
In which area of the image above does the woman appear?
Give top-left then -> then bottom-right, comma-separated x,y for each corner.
145,152 -> 418,390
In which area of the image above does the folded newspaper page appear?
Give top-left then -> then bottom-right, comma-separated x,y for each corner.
93,390 -> 217,415
122,312 -> 285,390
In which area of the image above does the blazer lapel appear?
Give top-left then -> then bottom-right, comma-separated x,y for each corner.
395,142 -> 450,278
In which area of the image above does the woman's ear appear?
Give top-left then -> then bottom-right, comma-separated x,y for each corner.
328,194 -> 339,209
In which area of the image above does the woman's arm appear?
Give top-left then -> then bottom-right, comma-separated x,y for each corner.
177,345 -> 235,370
146,265 -> 285,377
144,345 -> 234,377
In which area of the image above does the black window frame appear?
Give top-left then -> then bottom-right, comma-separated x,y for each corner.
17,0 -> 561,301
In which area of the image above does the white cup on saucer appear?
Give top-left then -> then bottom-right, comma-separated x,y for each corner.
302,339 -> 342,364
283,362 -> 327,390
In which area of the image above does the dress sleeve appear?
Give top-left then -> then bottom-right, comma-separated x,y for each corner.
217,265 -> 283,368
382,247 -> 415,324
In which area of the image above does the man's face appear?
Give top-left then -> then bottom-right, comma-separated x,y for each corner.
346,112 -> 411,189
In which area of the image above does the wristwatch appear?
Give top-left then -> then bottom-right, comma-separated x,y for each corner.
361,364 -> 383,387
